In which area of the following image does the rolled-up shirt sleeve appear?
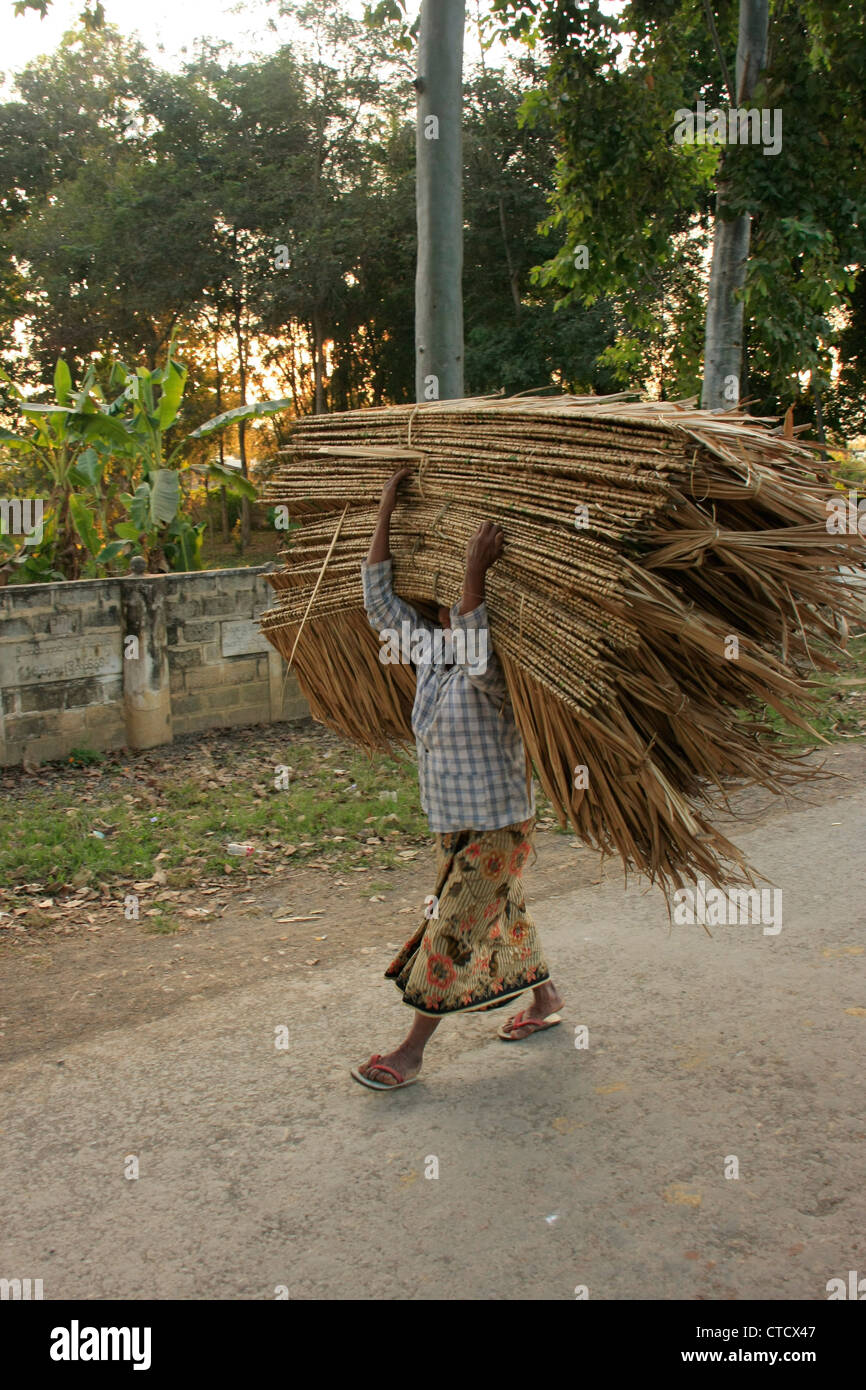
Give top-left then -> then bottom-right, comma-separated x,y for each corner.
449,599 -> 507,699
361,558 -> 422,634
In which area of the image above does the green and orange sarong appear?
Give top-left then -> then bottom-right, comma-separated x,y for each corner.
385,817 -> 550,1016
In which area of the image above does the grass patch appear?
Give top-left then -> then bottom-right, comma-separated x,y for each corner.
139,908 -> 182,936
2,627 -> 863,929
0,725 -> 429,919
761,632 -> 866,746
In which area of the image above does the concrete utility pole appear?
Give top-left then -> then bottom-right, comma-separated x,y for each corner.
701,0 -> 770,410
415,0 -> 466,403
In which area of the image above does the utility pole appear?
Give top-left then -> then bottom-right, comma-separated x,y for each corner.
701,0 -> 770,410
415,0 -> 466,403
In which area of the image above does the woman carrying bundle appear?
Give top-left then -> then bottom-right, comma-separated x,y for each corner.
352,467 -> 564,1090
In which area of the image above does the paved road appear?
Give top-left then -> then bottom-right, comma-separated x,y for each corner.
1,781 -> 865,1301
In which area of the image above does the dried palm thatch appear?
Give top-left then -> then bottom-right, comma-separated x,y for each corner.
259,393 -> 866,896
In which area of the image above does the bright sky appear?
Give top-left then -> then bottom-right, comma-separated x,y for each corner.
2,0 -> 627,95
0,0 -> 343,93
1,0 -> 509,95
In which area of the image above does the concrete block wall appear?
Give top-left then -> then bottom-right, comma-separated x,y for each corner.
0,579 -> 126,764
0,565 -> 309,766
162,568 -> 308,738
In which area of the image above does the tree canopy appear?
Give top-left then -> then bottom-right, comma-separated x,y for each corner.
4,0 -> 864,453
489,0 -> 866,429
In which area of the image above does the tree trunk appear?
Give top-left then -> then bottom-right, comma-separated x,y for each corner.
498,195 -> 521,319
286,323 -> 300,414
415,0 -> 465,403
232,277 -> 250,549
700,0 -> 769,410
312,311 -> 325,415
214,319 -> 230,542
811,379 -> 828,452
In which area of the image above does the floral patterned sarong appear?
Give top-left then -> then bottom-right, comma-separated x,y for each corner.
385,817 -> 549,1016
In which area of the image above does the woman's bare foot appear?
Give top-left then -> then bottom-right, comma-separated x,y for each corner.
358,1046 -> 424,1086
355,1012 -> 440,1086
499,979 -> 564,1039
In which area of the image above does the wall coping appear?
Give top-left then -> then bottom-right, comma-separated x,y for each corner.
0,562 -> 278,602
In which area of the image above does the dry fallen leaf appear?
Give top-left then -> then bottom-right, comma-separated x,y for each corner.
664,1184 -> 702,1208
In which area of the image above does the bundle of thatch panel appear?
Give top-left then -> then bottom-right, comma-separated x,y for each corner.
259,394 -> 866,895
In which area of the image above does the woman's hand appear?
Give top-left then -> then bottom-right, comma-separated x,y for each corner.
459,521 -> 504,615
367,467 -> 412,565
466,521 -> 504,578
379,466 -> 413,515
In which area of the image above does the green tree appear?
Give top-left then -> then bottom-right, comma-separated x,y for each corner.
462,61 -> 620,394
490,0 -> 866,431
1,27 -> 223,376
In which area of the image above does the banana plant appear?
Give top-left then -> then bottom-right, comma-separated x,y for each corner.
1,340 -> 291,578
104,335 -> 288,570
0,359 -> 134,579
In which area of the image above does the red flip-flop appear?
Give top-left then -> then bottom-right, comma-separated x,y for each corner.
498,1010 -> 562,1041
351,1054 -> 421,1090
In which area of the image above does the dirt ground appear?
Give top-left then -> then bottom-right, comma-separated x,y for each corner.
2,742 -> 863,1065
1,740 -> 864,1302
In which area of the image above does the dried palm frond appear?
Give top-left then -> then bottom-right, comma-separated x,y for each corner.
259,394 -> 866,897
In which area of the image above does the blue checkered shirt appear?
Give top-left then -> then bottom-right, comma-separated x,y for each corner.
361,559 -> 534,832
